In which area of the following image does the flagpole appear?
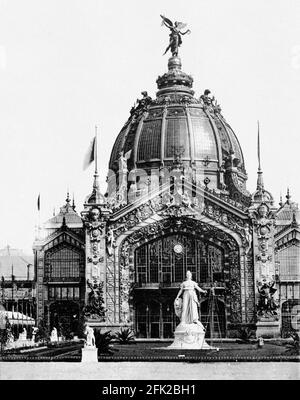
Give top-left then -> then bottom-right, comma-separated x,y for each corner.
92,125 -> 101,197
11,264 -> 14,322
95,125 -> 98,175
38,195 -> 41,237
257,120 -> 261,171
36,193 -> 41,239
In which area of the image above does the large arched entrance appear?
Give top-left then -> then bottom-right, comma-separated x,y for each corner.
131,225 -> 239,338
134,234 -> 224,286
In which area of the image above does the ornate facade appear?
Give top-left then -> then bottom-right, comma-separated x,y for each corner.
33,39 -> 299,339
33,196 -> 85,335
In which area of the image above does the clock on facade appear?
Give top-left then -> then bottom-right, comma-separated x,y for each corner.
173,243 -> 184,254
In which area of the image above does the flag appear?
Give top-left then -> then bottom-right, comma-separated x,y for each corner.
37,193 -> 40,211
83,136 -> 96,170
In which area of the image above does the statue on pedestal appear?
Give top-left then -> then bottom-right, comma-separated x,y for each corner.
19,327 -> 27,341
169,271 -> 213,349
161,15 -> 191,57
50,327 -> 58,342
84,325 -> 96,348
257,279 -> 279,318
175,270 -> 207,328
31,326 -> 38,343
81,324 -> 97,362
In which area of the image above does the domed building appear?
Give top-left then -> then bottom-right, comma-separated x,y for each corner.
108,56 -> 250,208
32,28 -> 299,339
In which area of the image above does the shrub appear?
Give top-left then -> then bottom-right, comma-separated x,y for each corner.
35,318 -> 50,344
0,317 -> 13,353
238,326 -> 255,343
94,329 -> 114,354
0,329 -> 9,353
76,314 -> 87,339
115,328 -> 135,344
285,331 -> 300,355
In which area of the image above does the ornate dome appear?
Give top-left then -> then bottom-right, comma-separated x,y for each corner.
108,56 -> 250,205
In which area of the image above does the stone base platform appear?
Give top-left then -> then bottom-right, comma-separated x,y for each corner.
167,323 -> 217,350
81,346 -> 98,363
256,319 -> 280,338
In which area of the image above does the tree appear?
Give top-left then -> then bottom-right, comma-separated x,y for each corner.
94,329 -> 114,354
0,329 -> 8,353
0,317 -> 12,353
76,312 -> 87,338
35,317 -> 50,344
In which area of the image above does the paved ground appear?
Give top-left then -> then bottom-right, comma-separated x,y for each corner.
0,361 -> 299,380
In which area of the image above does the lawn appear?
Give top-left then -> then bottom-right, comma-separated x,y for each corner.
1,340 -> 299,362
98,341 -> 300,362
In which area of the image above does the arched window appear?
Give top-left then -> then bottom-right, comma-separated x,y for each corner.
135,234 -> 224,285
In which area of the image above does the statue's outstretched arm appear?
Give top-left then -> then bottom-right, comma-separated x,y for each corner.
195,283 -> 206,294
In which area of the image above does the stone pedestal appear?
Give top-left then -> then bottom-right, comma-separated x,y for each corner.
168,323 -> 213,350
256,319 -> 280,338
81,346 -> 98,362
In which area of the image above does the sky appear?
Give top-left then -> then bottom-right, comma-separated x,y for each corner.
0,0 -> 299,253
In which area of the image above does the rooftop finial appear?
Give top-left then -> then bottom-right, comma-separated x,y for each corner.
66,190 -> 70,204
256,121 -> 264,191
291,210 -> 299,228
279,193 -> 283,207
72,193 -> 76,211
286,187 -> 291,204
160,15 -> 191,57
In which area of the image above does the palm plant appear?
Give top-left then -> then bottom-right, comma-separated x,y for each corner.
115,328 -> 135,344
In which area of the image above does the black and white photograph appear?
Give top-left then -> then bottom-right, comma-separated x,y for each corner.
0,0 -> 299,386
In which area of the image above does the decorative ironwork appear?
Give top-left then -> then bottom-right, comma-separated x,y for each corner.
119,218 -> 242,325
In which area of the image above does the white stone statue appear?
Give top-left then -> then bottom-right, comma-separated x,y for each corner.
7,331 -> 14,347
31,327 -> 38,343
175,270 -> 207,328
19,327 -> 27,341
169,270 -> 213,350
84,325 -> 95,348
50,327 -> 58,342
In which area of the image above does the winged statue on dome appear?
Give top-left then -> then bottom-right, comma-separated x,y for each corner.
160,15 -> 191,57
